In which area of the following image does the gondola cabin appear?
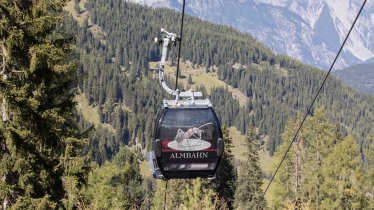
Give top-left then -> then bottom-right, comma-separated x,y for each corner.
149,96 -> 223,179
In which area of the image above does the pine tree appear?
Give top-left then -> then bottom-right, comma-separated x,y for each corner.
188,74 -> 193,85
273,118 -> 298,209
0,1 -> 87,208
153,180 -> 183,209
302,107 -> 334,209
82,147 -> 145,209
213,125 -> 237,208
321,136 -> 368,209
181,178 -> 221,210
292,123 -> 306,210
363,130 -> 374,208
234,119 -> 266,209
153,179 -> 227,210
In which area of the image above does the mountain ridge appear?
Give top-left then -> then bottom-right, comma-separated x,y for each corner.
334,63 -> 374,94
130,0 -> 374,70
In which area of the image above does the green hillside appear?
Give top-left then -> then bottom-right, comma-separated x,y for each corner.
334,63 -> 374,94
74,0 -> 373,159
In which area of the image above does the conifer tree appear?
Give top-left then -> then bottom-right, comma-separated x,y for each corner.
181,178 -> 221,210
153,180 -> 183,209
234,119 -> 266,209
153,179 -> 227,210
302,107 -> 335,209
273,117 -> 298,208
188,74 -> 193,85
0,1 -> 87,208
364,132 -> 374,209
82,147 -> 145,209
213,125 -> 237,208
363,130 -> 374,208
321,136 -> 368,209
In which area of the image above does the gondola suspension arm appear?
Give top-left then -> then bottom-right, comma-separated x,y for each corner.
154,29 -> 203,105
155,28 -> 179,96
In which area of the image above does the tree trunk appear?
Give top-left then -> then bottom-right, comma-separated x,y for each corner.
1,39 -> 10,210
2,197 -> 8,210
1,41 -> 9,122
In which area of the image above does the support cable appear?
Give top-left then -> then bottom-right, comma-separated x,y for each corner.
262,0 -> 367,197
175,0 -> 186,90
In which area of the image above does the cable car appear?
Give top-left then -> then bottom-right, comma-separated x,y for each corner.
152,98 -> 224,179
148,29 -> 224,179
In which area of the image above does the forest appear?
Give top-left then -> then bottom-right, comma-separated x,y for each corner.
0,0 -> 373,209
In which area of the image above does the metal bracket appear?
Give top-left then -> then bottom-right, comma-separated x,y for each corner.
155,28 -> 204,105
148,151 -> 165,179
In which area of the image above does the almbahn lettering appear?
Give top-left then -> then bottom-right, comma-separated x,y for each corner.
169,152 -> 208,159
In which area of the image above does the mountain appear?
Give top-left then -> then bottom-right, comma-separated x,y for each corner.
364,56 -> 374,64
334,63 -> 374,94
130,0 -> 374,70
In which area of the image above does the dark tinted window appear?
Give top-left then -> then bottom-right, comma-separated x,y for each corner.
156,108 -> 220,171
158,108 -> 219,144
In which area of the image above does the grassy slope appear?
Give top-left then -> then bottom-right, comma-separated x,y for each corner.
76,93 -> 154,178
150,61 -> 249,107
64,0 -> 87,26
64,0 -> 106,42
75,94 -> 115,132
229,127 -> 275,205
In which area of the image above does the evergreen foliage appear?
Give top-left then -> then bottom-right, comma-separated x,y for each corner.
152,180 -> 182,209
234,119 -> 266,209
364,130 -> 374,208
82,147 -> 147,209
213,125 -> 237,208
302,107 -> 335,209
217,63 -> 374,155
0,0 -> 87,208
152,179 -> 228,210
334,63 -> 374,94
180,179 -> 223,210
188,74 -> 193,85
273,109 -> 370,209
210,86 -> 247,132
273,117 -> 299,209
321,136 -> 368,209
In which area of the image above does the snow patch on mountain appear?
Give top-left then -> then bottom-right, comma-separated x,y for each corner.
254,0 -> 290,7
